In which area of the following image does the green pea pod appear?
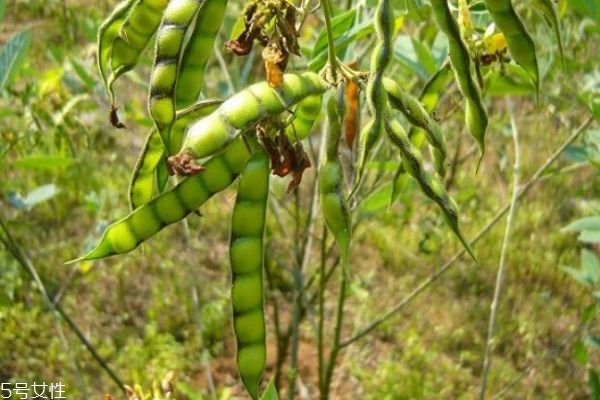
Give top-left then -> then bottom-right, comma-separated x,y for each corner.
430,0 -> 488,166
107,0 -> 170,104
284,94 -> 324,141
180,72 -> 328,161
385,116 -> 478,264
391,61 -> 452,204
382,77 -> 447,176
175,0 -> 228,109
129,99 -> 223,210
97,0 -> 136,95
68,137 -> 255,263
149,0 -> 203,147
355,0 -> 394,187
230,149 -> 269,400
483,0 -> 539,92
320,90 -> 351,270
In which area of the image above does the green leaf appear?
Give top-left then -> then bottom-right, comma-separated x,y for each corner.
259,379 -> 278,400
358,182 -> 393,213
23,184 -> 60,208
311,9 -> 356,59
589,368 -> 600,400
580,230 -> 600,243
0,28 -> 31,91
0,0 -> 5,27
586,335 -> 600,349
393,35 -> 428,80
582,249 -> 600,286
560,265 -> 594,287
70,58 -> 96,90
12,155 -> 77,170
530,0 -> 565,69
570,0 -> 600,22
308,19 -> 373,71
485,65 -> 536,97
562,217 -> 600,233
572,340 -> 588,365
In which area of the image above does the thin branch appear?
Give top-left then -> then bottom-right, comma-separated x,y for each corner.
340,116 -> 595,348
480,99 -> 521,399
0,217 -> 126,394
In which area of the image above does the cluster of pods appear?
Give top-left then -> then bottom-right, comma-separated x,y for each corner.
72,0 -> 560,397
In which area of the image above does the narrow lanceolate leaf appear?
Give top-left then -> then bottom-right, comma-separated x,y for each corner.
0,28 -> 31,91
531,0 -> 565,69
483,0 -> 540,93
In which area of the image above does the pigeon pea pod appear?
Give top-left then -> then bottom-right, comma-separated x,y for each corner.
149,0 -> 203,146
179,72 -> 328,161
319,90 -> 351,268
230,149 -> 270,400
69,137 -> 255,262
175,0 -> 229,109
107,0 -> 170,103
382,77 -> 447,176
355,0 -> 394,184
483,0 -> 539,91
129,99 -> 222,210
385,116 -> 478,264
97,0 -> 136,95
284,94 -> 324,141
430,0 -> 488,164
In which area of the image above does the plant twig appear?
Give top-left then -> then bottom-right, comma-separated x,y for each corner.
0,217 -> 126,394
340,116 -> 595,348
479,99 -> 521,399
321,0 -> 339,79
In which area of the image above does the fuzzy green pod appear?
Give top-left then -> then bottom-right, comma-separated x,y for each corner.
68,138 -> 255,263
385,116 -> 478,264
382,77 -> 447,176
483,0 -> 539,92
229,149 -> 270,400
97,0 -> 136,95
356,0 -> 394,185
175,0 -> 228,108
107,0 -> 169,103
430,0 -> 488,165
319,90 -> 351,269
180,72 -> 328,160
284,94 -> 324,141
149,0 -> 203,147
129,100 -> 222,210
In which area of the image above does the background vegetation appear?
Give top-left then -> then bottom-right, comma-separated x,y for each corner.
1,0 -> 599,399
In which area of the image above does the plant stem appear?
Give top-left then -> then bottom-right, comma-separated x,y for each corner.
479,99 -> 521,399
0,217 -> 126,394
317,226 -> 328,393
321,0 -> 338,78
340,116 -> 595,348
321,265 -> 348,400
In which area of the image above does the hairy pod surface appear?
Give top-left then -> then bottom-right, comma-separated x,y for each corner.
107,0 -> 170,100
385,117 -> 478,264
383,77 -> 447,176
319,91 -> 351,266
175,0 -> 228,108
430,0 -> 488,162
483,0 -> 539,91
149,0 -> 203,147
97,0 -> 136,97
69,138 -> 254,262
230,149 -> 269,400
129,100 -> 222,210
356,0 -> 394,184
181,72 -> 328,160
